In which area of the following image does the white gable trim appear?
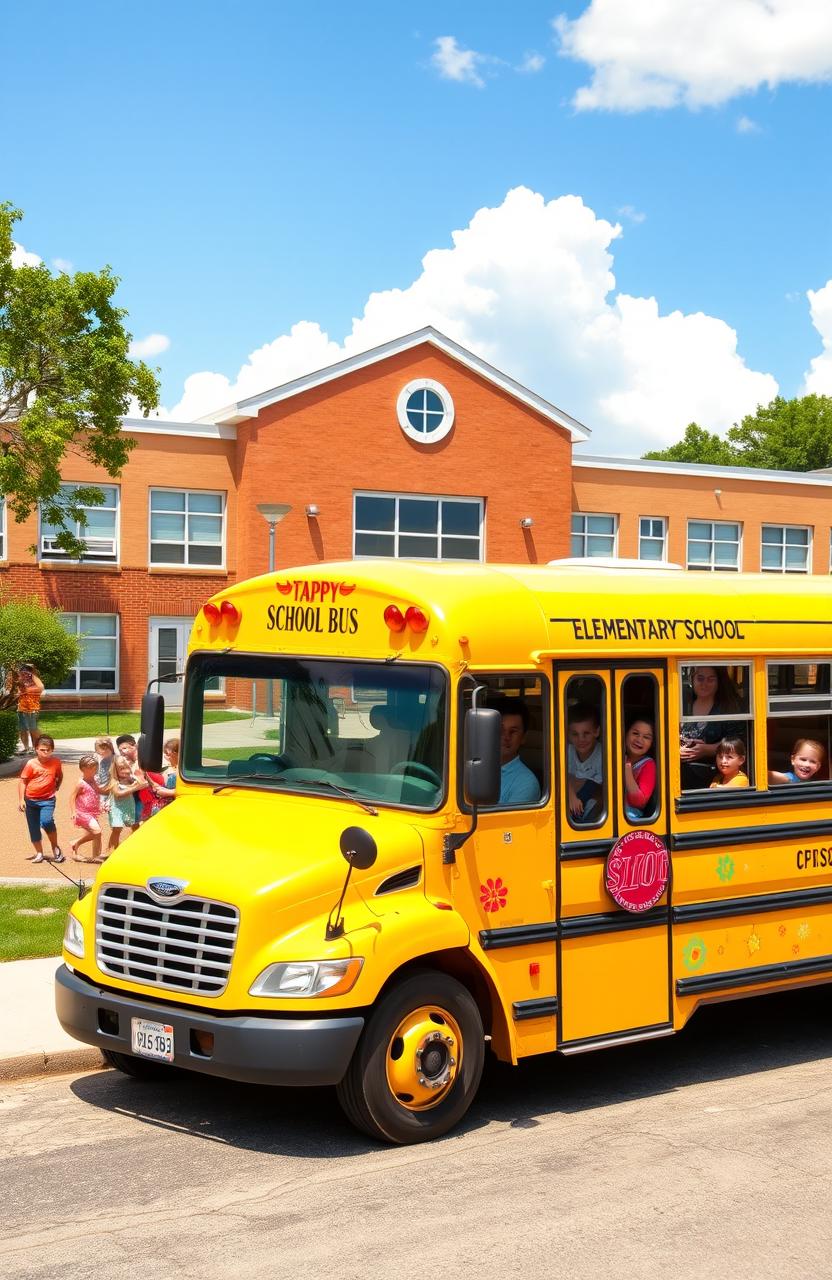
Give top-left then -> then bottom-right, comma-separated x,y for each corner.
121,416 -> 237,441
200,327 -> 590,441
573,453 -> 832,488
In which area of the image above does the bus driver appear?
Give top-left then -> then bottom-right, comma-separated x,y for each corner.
494,699 -> 541,807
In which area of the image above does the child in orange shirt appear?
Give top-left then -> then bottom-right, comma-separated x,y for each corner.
18,735 -> 64,863
710,737 -> 750,789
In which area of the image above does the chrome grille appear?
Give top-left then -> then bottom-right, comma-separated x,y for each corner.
96,885 -> 239,996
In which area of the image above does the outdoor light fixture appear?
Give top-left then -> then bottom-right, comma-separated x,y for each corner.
305,504 -> 320,518
520,516 -> 534,529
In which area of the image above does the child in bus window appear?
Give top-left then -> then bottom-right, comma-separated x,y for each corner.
567,702 -> 603,822
623,719 -> 656,822
769,738 -> 827,785
710,737 -> 749,789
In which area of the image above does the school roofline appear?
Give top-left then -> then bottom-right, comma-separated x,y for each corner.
572,453 -> 832,487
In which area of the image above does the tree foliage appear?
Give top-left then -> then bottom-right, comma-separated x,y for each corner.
644,395 -> 832,472
0,202 -> 160,557
0,596 -> 80,710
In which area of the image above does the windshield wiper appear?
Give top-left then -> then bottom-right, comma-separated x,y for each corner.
291,777 -> 378,816
213,773 -> 288,794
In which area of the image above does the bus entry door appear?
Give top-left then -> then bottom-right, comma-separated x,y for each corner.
556,665 -> 672,1050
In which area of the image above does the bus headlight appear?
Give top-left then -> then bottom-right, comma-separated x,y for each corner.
249,958 -> 363,998
63,914 -> 85,959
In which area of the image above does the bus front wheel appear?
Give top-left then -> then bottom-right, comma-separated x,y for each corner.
336,971 -> 484,1144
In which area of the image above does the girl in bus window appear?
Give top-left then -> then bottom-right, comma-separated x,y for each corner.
623,719 -> 656,822
769,738 -> 827,785
710,737 -> 749,789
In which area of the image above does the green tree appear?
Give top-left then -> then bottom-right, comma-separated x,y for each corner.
644,422 -> 737,465
0,201 -> 160,557
644,395 -> 832,472
0,596 -> 80,710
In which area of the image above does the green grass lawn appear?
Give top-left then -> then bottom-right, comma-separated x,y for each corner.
0,884 -> 78,961
38,709 -> 250,739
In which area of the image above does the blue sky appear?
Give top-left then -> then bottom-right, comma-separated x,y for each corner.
5,0 -> 832,452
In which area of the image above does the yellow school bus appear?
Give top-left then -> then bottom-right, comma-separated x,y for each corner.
56,561 -> 832,1143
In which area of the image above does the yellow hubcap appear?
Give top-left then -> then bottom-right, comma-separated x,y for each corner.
385,1005 -> 463,1111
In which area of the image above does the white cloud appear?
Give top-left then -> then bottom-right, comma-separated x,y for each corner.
736,115 -> 761,134
160,187 -> 777,453
431,35 -> 489,87
555,0 -> 832,111
617,204 -> 646,224
518,52 -> 545,74
129,333 -> 171,359
11,242 -> 41,268
52,257 -> 74,273
802,280 -> 832,394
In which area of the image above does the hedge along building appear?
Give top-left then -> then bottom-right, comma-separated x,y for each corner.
6,324 -> 832,710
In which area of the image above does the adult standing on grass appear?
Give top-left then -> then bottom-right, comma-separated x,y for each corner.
14,662 -> 44,754
17,734 -> 64,864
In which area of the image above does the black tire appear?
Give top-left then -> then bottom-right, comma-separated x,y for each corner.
336,970 -> 484,1145
101,1048 -> 180,1080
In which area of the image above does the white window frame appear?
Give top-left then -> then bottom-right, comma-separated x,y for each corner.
571,512 -> 618,559
679,659 -> 756,788
352,491 -> 484,561
148,488 -> 226,569
0,496 -> 6,561
39,484 -> 120,564
686,519 -> 742,572
761,524 -> 811,574
396,379 -> 455,446
638,515 -> 667,563
48,613 -> 120,696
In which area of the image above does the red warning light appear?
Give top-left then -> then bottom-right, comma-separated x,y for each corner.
220,600 -> 241,625
384,604 -> 406,632
405,606 -> 429,633
203,601 -> 221,624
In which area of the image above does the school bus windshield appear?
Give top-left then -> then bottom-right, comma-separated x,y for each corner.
181,653 -> 447,809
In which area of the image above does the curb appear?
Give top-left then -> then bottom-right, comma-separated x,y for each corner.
0,1045 -> 109,1083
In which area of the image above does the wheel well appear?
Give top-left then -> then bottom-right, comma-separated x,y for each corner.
376,949 -> 509,1050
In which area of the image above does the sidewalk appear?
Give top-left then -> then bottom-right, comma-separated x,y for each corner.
0,955 -> 106,1082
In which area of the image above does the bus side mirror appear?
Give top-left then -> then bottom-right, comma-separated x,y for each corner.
464,706 -> 501,807
138,693 -> 164,771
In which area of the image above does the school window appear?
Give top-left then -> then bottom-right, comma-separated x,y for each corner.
396,380 -> 455,446
766,662 -> 831,786
761,525 -> 810,573
679,663 -> 754,791
564,674 -> 607,829
621,674 -> 660,825
571,513 -> 617,558
638,517 -> 667,562
149,489 -> 225,567
51,614 -> 119,693
39,485 -> 119,563
353,492 -> 483,561
686,520 -> 741,572
0,496 -> 5,560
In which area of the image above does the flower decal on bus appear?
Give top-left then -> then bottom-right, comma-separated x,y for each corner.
716,855 -> 735,883
480,877 -> 508,913
683,938 -> 707,971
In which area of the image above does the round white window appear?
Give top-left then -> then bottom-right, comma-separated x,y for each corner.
396,379 -> 455,445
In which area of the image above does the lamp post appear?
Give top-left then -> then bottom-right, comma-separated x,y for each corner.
257,503 -> 291,718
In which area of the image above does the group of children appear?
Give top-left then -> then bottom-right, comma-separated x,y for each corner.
565,702 -> 828,822
19,733 -> 180,865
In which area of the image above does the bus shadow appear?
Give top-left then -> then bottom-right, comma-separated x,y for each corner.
70,985 -> 832,1157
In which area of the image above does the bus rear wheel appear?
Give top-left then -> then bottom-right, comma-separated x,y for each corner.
336,971 -> 484,1144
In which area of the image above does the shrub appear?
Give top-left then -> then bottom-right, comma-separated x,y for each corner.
0,710 -> 19,761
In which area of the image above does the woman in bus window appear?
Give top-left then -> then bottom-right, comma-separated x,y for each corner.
679,666 -> 743,788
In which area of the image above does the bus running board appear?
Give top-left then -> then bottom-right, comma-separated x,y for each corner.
559,1024 -> 675,1055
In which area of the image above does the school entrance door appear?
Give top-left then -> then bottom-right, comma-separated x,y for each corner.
148,617 -> 192,707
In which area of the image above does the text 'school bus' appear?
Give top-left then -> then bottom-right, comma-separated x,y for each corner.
56,562 -> 832,1143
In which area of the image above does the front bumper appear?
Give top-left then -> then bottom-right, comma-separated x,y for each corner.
55,964 -> 364,1087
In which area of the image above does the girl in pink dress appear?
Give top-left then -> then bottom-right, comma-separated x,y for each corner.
70,754 -> 105,862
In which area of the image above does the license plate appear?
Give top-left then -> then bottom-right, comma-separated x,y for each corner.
131,1017 -> 175,1063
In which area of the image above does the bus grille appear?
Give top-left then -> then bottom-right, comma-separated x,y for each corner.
96,885 -> 239,996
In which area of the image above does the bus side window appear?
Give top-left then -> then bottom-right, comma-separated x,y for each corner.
564,675 -> 606,829
766,662 -> 831,787
679,663 -> 755,792
621,674 -> 659,825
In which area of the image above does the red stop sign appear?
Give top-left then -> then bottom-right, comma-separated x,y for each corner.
605,830 -> 669,913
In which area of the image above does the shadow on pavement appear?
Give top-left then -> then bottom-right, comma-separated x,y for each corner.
70,984 -> 832,1157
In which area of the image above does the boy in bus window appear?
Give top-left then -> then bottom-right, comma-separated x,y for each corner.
567,702 -> 603,822
494,700 -> 541,807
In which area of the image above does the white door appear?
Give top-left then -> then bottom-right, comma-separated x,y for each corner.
148,617 -> 192,707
